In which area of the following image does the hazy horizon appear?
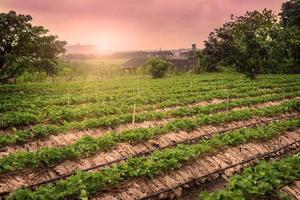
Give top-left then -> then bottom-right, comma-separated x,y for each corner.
0,0 -> 285,51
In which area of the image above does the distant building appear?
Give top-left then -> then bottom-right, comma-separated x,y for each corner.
121,57 -> 148,70
192,44 -> 196,51
121,44 -> 199,72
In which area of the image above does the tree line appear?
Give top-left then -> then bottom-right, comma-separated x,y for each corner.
0,0 -> 299,83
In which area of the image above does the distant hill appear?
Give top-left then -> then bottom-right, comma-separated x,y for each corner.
63,44 -> 198,61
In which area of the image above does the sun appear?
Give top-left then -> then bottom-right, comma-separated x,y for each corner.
92,31 -> 121,52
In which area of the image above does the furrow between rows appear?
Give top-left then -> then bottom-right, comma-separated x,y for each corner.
280,181 -> 300,200
0,98 -> 224,155
93,130 -> 300,200
1,78 -> 293,115
0,97 -> 296,157
0,113 -> 297,195
1,83 -> 297,136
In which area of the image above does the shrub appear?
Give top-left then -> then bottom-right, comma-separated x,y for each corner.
147,58 -> 170,79
17,71 -> 48,83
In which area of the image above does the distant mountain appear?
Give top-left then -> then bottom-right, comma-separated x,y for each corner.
63,44 -> 199,60
66,44 -> 100,54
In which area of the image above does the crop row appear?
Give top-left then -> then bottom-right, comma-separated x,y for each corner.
0,78 -> 258,112
1,73 -> 292,96
0,99 -> 299,175
199,154 -> 300,200
0,90 -> 299,147
1,83 -> 299,130
0,74 -> 237,94
0,78 -> 260,120
1,77 -> 298,113
7,117 -> 300,199
0,75 -> 251,104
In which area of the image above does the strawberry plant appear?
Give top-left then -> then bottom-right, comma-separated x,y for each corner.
7,118 -> 300,199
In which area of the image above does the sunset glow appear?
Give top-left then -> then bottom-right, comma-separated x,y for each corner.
0,0 -> 285,51
0,0 -> 299,198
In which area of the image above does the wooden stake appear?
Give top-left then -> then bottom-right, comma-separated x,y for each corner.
227,92 -> 229,111
66,87 -> 70,106
132,103 -> 136,124
132,81 -> 140,125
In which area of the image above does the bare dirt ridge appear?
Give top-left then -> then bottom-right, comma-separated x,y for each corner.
280,181 -> 300,200
0,98 -> 224,156
92,130 -> 300,200
178,176 -> 228,200
0,98 -> 295,157
0,113 -> 298,196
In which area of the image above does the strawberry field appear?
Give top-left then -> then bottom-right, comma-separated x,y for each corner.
0,73 -> 300,200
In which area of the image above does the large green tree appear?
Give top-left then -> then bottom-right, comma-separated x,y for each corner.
203,10 -> 280,78
203,9 -> 299,78
280,0 -> 300,67
0,11 -> 67,83
280,0 -> 300,27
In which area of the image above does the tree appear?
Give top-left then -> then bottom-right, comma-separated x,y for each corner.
193,50 -> 214,73
202,10 -> 290,79
280,0 -> 300,68
0,11 -> 67,83
147,58 -> 170,78
269,26 -> 300,72
280,0 -> 300,27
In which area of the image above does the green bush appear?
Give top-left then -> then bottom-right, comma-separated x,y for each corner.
17,71 -> 48,83
147,58 -> 170,78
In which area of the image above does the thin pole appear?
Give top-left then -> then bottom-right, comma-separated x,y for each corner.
67,88 -> 70,106
132,104 -> 136,124
227,92 -> 229,111
132,80 -> 140,125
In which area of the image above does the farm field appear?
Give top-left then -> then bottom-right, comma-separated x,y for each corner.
0,72 -> 300,200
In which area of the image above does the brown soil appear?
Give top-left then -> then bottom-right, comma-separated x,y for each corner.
178,177 -> 227,200
92,130 -> 300,200
0,98 -> 295,157
0,113 -> 297,194
280,181 -> 300,200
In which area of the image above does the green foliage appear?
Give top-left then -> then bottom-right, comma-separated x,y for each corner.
17,71 -> 48,83
0,10 -> 67,83
8,118 -> 300,199
0,77 -> 298,145
280,0 -> 300,68
147,58 -> 170,78
204,10 -> 281,79
0,111 -> 39,128
0,73 -> 298,198
203,6 -> 300,78
200,154 -> 300,200
0,98 -> 299,174
280,0 -> 300,28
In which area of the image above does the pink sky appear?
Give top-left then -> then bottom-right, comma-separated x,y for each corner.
0,0 -> 285,51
